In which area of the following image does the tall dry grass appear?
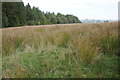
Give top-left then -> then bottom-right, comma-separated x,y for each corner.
2,22 -> 119,78
2,22 -> 118,63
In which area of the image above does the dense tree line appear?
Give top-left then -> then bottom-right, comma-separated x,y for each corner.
2,2 -> 81,28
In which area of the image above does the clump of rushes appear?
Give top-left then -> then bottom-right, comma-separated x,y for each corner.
70,36 -> 100,65
100,36 -> 118,55
56,31 -> 70,48
2,33 -> 25,56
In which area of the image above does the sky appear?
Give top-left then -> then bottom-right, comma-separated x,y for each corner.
22,0 -> 119,20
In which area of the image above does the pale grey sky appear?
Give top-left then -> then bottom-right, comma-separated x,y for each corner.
22,0 -> 119,20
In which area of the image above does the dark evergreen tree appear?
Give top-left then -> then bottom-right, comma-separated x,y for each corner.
2,2 -> 26,27
25,3 -> 34,25
2,13 -> 8,28
16,2 -> 26,26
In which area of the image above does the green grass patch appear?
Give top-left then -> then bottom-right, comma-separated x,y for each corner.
3,50 -> 119,78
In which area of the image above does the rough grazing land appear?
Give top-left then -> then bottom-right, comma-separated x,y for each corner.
1,22 -> 119,78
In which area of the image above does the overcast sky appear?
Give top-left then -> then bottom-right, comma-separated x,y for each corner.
22,0 -> 119,20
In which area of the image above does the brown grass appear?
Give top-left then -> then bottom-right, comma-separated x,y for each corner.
1,22 -> 118,78
2,21 -> 118,58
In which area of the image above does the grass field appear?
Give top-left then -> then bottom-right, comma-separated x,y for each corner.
1,22 -> 119,78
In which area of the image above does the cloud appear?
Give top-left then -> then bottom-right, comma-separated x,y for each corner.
22,0 -> 118,19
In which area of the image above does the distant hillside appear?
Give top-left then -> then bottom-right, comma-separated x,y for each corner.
81,19 -> 117,23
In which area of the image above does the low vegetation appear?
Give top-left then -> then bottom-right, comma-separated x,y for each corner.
1,22 -> 119,78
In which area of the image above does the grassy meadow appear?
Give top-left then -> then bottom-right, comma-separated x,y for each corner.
1,22 -> 119,78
